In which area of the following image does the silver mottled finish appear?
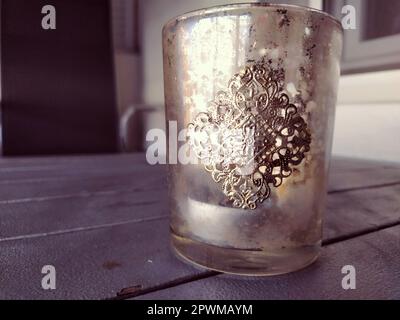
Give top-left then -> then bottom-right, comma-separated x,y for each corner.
163,3 -> 343,275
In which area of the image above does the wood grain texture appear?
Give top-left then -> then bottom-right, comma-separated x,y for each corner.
1,155 -> 400,187
136,225 -> 400,300
0,155 -> 399,299
0,155 -> 398,241
0,219 -> 192,299
328,157 -> 400,192
0,153 -> 146,167
324,184 -> 400,240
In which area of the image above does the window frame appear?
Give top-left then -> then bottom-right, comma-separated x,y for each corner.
325,0 -> 400,74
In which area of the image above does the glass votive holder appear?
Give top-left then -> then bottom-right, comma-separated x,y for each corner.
162,3 -> 343,276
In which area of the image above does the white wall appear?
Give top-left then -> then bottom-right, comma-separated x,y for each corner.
333,70 -> 400,163
332,103 -> 400,163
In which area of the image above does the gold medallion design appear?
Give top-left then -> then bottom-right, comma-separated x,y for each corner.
187,62 -> 311,209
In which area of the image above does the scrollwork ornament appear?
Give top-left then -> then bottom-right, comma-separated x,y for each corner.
187,62 -> 311,210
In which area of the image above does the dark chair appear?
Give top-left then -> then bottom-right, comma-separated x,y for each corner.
1,0 -> 119,155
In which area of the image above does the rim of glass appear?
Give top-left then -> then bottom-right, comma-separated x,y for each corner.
163,2 -> 342,31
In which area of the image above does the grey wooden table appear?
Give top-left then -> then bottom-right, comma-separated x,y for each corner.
0,154 -> 399,300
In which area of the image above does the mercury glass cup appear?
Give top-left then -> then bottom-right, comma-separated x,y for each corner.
162,3 -> 343,276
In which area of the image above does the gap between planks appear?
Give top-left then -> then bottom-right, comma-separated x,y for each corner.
0,187 -> 164,205
0,215 -> 168,243
328,181 -> 400,194
0,171 -> 161,185
107,219 -> 400,300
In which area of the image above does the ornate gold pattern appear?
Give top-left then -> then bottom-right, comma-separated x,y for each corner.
187,62 -> 311,209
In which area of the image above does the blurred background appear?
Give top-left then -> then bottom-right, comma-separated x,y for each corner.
1,0 -> 399,161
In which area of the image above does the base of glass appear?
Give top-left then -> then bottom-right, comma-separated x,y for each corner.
171,232 -> 320,276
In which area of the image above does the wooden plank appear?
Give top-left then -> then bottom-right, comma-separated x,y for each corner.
0,156 -> 399,242
328,156 -> 400,191
0,219 -> 193,299
0,155 -> 399,299
1,171 -> 398,242
135,225 -> 400,300
0,154 -> 145,168
1,211 -> 398,300
0,156 -> 151,181
0,166 -> 166,200
324,184 -> 400,239
1,155 -> 400,191
0,181 -> 168,240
